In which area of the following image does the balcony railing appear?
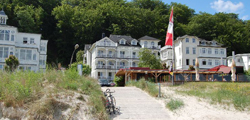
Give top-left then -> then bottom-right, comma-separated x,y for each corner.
132,55 -> 139,59
96,42 -> 116,47
142,45 -> 161,49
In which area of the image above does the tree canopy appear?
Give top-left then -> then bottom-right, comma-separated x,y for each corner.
1,0 -> 250,66
138,48 -> 162,69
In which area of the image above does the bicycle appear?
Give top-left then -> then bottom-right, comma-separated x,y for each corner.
104,88 -> 116,114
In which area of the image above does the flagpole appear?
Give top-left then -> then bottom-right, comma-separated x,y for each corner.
171,6 -> 174,86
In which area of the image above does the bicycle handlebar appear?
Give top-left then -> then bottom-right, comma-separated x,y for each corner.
105,88 -> 115,93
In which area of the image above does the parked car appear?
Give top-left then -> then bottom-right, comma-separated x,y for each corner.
109,82 -> 116,87
98,79 -> 110,87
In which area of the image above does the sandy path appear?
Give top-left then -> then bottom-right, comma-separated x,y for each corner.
161,86 -> 250,120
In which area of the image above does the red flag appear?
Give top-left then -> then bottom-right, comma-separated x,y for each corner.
165,7 -> 173,46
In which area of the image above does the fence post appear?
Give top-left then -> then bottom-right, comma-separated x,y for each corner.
158,83 -> 161,98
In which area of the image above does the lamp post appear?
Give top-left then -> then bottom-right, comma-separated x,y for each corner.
69,44 -> 79,68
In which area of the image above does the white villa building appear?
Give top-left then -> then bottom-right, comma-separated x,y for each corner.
160,35 -> 227,70
0,10 -> 48,72
84,35 -> 161,81
228,53 -> 250,71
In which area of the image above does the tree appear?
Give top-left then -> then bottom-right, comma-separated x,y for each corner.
138,48 -> 162,69
76,50 -> 84,62
5,55 -> 19,72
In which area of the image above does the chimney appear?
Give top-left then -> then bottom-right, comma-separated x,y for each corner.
102,33 -> 105,38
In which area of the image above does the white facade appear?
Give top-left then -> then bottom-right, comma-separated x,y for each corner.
160,35 -> 227,70
228,54 -> 250,71
0,10 -> 48,72
84,35 -> 160,81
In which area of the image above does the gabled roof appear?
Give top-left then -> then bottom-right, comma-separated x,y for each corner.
138,35 -> 160,41
0,10 -> 6,16
109,35 -> 134,43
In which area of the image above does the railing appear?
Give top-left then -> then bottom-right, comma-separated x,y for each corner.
96,65 -> 129,69
98,76 -> 106,79
132,55 -> 139,59
142,44 -> 161,49
96,42 -> 116,47
117,66 -> 129,69
107,76 -> 114,80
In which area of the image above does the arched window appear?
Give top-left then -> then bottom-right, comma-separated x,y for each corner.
151,42 -> 154,47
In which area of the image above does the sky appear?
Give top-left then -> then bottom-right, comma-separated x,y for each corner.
128,0 -> 250,20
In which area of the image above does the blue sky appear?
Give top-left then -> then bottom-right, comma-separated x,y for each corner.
128,0 -> 250,20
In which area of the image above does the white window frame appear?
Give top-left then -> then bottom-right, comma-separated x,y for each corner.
208,59 -> 212,65
192,47 -> 196,54
186,47 -> 189,54
208,48 -> 212,54
215,49 -> 218,54
186,38 -> 189,43
192,38 -> 195,43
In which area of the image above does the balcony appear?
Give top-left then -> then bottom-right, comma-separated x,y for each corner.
107,76 -> 114,80
117,65 -> 129,69
142,44 -> 161,49
96,54 -> 117,58
132,55 -> 139,59
96,41 -> 116,47
119,55 -> 130,58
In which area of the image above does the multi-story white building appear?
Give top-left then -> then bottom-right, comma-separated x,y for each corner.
0,10 -> 48,72
84,35 -> 161,81
160,35 -> 227,70
228,53 -> 250,71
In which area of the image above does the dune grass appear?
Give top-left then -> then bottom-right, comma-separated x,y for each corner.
0,69 -> 108,120
175,82 -> 250,111
166,99 -> 184,111
126,79 -> 159,97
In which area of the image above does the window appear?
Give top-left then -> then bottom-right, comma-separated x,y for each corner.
220,49 -> 224,55
20,49 -> 33,60
108,51 -> 112,57
202,59 -> 206,65
26,50 -> 32,60
215,49 -> 218,54
33,53 -> 36,60
0,47 -> 9,58
202,48 -> 206,54
23,37 -> 28,44
186,47 -> 189,54
132,40 -> 136,45
133,52 -> 136,58
10,52 -> 13,55
208,59 -> 212,65
215,60 -> 219,65
208,48 -> 212,54
5,30 -> 10,41
193,47 -> 196,54
132,62 -> 136,67
192,38 -> 195,43
151,42 -> 154,47
0,30 -> 4,40
144,41 -> 148,47
98,61 -> 103,66
120,51 -> 125,58
193,59 -> 195,65
120,40 -> 125,44
20,49 -> 25,60
98,50 -> 103,56
186,38 -> 189,43
120,62 -> 125,66
30,38 -> 35,44
98,72 -> 103,77
11,31 -> 15,41
108,72 -> 112,77
186,59 -> 189,65
0,64 -> 3,69
0,30 -> 10,41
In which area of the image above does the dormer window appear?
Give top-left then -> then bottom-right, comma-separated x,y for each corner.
212,41 -> 216,45
120,39 -> 125,44
200,41 -> 205,45
131,40 -> 137,45
144,41 -> 148,47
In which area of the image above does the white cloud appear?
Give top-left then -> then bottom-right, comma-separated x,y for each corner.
241,15 -> 249,20
211,0 -> 244,13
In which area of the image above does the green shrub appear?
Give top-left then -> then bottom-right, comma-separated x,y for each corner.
4,55 -> 19,72
114,76 -> 124,86
166,99 -> 184,111
69,61 -> 91,76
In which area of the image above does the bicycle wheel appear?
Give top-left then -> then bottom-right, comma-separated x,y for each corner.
110,96 -> 116,114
